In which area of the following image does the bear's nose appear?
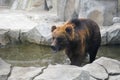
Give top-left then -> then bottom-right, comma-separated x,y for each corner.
51,45 -> 56,51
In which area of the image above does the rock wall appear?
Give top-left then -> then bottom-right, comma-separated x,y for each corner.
0,11 -> 63,46
0,57 -> 120,80
0,0 -> 14,7
0,0 -> 119,26
57,0 -> 118,26
0,11 -> 120,46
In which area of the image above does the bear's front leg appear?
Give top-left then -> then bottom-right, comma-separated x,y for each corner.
66,51 -> 84,66
70,54 -> 86,66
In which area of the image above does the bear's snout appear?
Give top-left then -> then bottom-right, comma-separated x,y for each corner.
51,45 -> 56,51
51,42 -> 58,52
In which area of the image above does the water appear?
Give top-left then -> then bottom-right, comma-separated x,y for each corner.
0,44 -> 120,67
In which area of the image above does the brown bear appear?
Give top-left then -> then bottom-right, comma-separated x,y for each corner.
51,18 -> 101,66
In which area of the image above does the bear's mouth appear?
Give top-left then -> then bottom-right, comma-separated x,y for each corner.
51,45 -> 62,53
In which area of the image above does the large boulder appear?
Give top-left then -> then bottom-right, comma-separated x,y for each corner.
57,0 -> 80,21
0,57 -> 120,80
57,0 -> 118,26
0,29 -> 9,46
20,11 -> 63,45
0,10 -> 120,46
82,63 -> 108,80
7,29 -> 20,44
11,0 -> 46,10
57,0 -> 67,21
79,0 -> 117,26
0,12 -> 37,45
0,12 -> 37,30
8,66 -> 45,80
21,24 -> 52,45
94,57 -> 120,75
0,58 -> 11,80
101,23 -> 120,45
0,0 -> 14,7
11,0 -> 56,11
34,64 -> 90,80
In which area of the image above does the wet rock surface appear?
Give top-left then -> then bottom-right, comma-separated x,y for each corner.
0,57 -> 120,80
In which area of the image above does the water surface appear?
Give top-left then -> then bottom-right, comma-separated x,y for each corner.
0,44 -> 119,67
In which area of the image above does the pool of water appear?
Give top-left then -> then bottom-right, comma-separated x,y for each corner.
0,44 -> 120,67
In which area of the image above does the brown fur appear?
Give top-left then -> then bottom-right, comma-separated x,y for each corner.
51,18 -> 101,66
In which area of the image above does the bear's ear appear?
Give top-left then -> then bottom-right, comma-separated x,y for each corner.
51,26 -> 56,32
65,27 -> 72,34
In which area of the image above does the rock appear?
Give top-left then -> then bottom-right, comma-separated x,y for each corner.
11,0 -> 29,10
0,11 -> 64,46
90,77 -> 97,80
82,63 -> 108,80
31,0 -> 46,11
94,57 -> 120,75
64,0 -> 76,21
34,64 -> 90,80
0,12 -> 37,45
57,0 -> 67,21
87,7 -> 104,26
57,0 -> 117,26
0,13 -> 37,31
79,0 -> 117,26
50,0 -> 57,12
0,58 -> 11,80
20,12 -> 63,45
79,0 -> 104,26
0,57 -> 120,80
101,28 -> 108,45
107,23 -> 120,45
113,17 -> 120,23
57,0 -> 80,21
25,24 -> 51,45
0,0 -> 14,8
7,30 -> 20,44
0,29 -> 9,46
11,0 -> 46,10
8,66 -> 45,80
46,0 -> 52,10
73,71 -> 90,80
101,23 -> 120,45
21,23 -> 53,45
109,75 -> 120,80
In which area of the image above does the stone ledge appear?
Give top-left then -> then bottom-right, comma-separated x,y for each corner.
0,57 -> 120,80
0,11 -> 120,46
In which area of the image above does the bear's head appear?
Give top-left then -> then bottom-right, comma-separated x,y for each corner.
51,22 -> 75,52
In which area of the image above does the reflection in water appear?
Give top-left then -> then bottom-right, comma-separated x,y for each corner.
0,44 -> 119,67
97,45 -> 120,60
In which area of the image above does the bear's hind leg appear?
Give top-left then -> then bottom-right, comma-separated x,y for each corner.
88,46 -> 99,63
